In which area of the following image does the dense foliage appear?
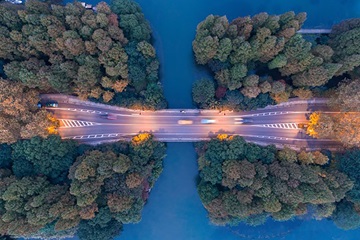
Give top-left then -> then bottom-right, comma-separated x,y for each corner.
192,13 -> 360,110
307,78 -> 360,147
331,149 -> 360,230
0,0 -> 166,110
0,78 -> 58,144
195,135 -> 354,226
0,133 -> 166,239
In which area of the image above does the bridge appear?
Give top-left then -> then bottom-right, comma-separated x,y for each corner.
40,94 -> 342,151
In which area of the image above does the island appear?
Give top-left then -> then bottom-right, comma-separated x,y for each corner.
0,0 -> 167,239
192,12 -> 360,231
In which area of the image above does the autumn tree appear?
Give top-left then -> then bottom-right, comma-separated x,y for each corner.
0,79 -> 58,143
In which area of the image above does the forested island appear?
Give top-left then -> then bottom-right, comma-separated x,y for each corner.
192,12 -> 360,231
0,0 -> 166,110
0,133 -> 166,239
196,135 -> 360,230
0,0 -> 168,239
192,12 -> 359,111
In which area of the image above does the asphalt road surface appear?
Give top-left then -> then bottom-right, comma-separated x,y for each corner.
40,94 -> 342,151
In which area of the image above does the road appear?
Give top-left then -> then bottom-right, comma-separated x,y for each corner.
40,94 -> 342,151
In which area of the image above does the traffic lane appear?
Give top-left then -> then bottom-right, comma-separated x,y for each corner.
49,100 -> 322,116
52,110 -> 306,126
58,123 -> 308,139
70,131 -> 341,150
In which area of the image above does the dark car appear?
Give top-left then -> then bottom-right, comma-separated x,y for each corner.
241,118 -> 253,123
100,113 -> 117,120
46,101 -> 58,107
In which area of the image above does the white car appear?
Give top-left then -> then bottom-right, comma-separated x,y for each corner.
201,119 -> 216,124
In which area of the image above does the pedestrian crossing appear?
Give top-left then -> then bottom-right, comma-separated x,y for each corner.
60,119 -> 98,128
262,123 -> 299,129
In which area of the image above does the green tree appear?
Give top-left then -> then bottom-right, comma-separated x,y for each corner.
192,78 -> 215,104
11,135 -> 78,183
332,201 -> 360,230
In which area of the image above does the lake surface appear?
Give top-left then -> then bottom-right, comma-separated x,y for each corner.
67,0 -> 360,239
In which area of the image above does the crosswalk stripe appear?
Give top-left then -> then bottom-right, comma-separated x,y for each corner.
261,123 -> 300,129
59,119 -> 97,128
63,120 -> 70,127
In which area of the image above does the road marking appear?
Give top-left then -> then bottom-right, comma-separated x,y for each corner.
60,119 -> 98,128
259,123 -> 299,129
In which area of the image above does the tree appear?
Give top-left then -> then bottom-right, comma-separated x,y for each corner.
11,135 -> 77,183
292,88 -> 313,99
329,19 -> 360,74
338,149 -> 360,204
197,181 -> 220,204
113,153 -> 132,174
332,201 -> 360,230
277,146 -> 297,163
192,78 -> 215,104
125,172 -> 142,189
0,176 -> 80,236
307,112 -> 334,139
77,218 -> 122,240
69,150 -> 118,207
312,151 -> 329,165
292,64 -> 341,87
329,78 -> 360,111
111,0 -> 151,41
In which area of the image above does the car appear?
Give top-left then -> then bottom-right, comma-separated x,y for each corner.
235,118 -> 253,124
46,101 -> 58,107
37,102 -> 42,108
178,120 -> 193,125
100,113 -> 117,120
180,110 -> 186,113
201,119 -> 216,124
241,118 -> 253,123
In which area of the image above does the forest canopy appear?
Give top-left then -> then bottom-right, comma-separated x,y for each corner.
0,0 -> 166,110
192,13 -> 360,110
195,135 -> 355,227
0,133 -> 166,239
